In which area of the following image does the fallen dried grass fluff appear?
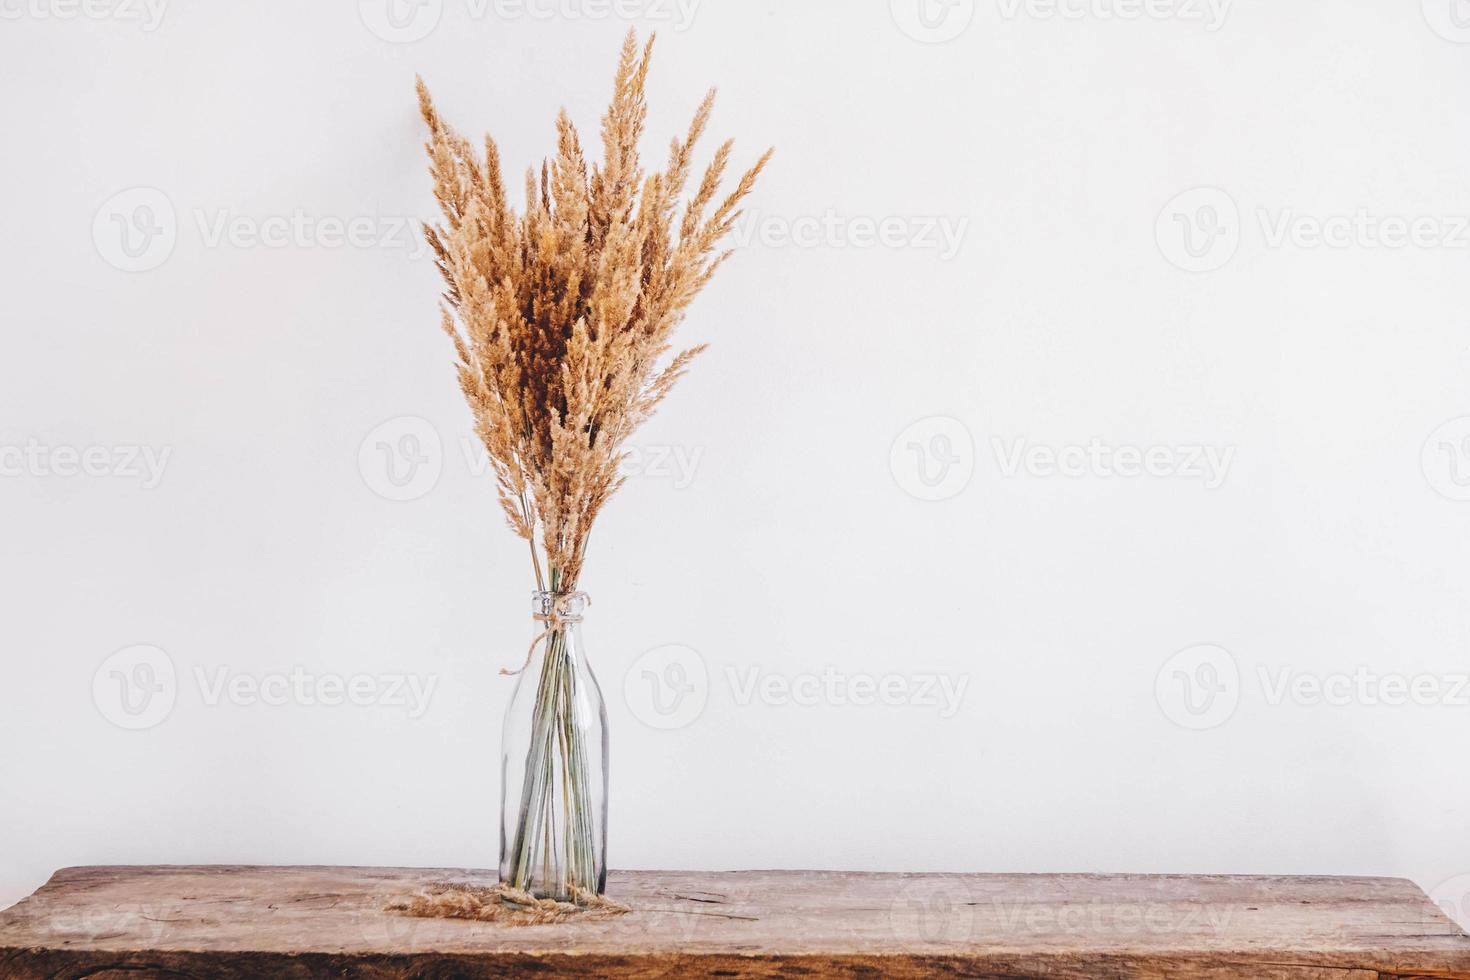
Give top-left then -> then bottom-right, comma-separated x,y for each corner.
387,882 -> 629,926
416,29 -> 771,594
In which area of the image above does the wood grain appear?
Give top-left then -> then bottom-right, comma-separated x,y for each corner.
1,866 -> 1467,978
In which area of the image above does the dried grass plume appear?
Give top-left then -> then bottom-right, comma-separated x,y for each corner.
418,30 -> 770,591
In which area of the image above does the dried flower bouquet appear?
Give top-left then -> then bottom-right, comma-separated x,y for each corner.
417,31 -> 769,899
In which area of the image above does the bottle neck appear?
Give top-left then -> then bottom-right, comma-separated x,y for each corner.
532,589 -> 589,625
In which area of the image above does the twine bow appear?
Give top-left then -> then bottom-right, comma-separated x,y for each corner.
501,591 -> 590,677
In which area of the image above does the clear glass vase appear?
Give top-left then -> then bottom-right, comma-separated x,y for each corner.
500,590 -> 609,900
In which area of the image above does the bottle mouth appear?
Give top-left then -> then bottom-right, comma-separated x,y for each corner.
532,590 -> 588,622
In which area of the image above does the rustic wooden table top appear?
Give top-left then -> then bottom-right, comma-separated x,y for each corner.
2,865 -> 1468,978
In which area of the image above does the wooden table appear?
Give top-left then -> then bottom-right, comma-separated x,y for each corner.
2,866 -> 1468,978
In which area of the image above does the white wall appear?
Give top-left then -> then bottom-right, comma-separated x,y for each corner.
3,0 -> 1470,928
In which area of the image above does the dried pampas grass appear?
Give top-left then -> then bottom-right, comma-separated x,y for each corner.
417,30 -> 770,592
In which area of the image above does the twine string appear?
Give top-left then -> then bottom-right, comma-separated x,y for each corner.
501,591 -> 591,677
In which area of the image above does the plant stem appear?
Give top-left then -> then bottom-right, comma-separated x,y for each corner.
505,617 -> 599,899
520,493 -> 545,593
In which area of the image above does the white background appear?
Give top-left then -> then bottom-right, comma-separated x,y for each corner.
3,0 -> 1470,928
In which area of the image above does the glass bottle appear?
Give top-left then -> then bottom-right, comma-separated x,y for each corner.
500,590 -> 609,900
